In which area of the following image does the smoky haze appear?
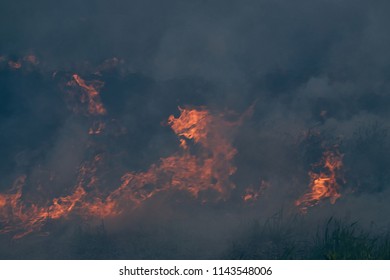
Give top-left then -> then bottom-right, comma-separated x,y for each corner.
1,0 -> 390,259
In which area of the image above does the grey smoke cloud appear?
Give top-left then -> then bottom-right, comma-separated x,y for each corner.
1,0 -> 390,259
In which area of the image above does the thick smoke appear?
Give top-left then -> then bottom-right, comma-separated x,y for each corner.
1,0 -> 390,259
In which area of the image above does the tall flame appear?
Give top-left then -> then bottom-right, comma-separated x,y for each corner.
295,149 -> 344,213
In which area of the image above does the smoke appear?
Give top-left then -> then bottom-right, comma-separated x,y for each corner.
1,0 -> 390,259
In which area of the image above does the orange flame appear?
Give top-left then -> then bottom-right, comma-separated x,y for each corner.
0,106 -> 245,238
168,108 -> 210,146
295,149 -> 344,212
242,180 -> 269,202
66,74 -> 107,116
0,155 -> 110,238
0,176 -> 59,239
102,107 -> 239,204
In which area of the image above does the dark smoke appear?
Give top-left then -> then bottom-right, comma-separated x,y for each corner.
1,0 -> 390,259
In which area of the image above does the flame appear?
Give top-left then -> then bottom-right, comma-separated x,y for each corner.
168,108 -> 210,146
295,149 -> 344,212
167,107 -> 238,195
66,74 -> 107,116
242,180 -> 269,202
0,56 -> 257,238
0,106 -> 245,238
0,156 -> 107,238
0,177 -> 86,239
99,106 -> 240,205
0,56 -> 354,240
0,176 -> 48,239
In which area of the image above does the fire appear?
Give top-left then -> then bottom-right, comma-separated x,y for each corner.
23,55 -> 39,65
81,199 -> 119,218
0,73 -> 348,239
0,55 -> 38,70
0,156 -> 107,238
0,196 -> 5,208
8,60 -> 22,69
0,71 -> 115,238
0,176 -> 47,239
101,106 -> 240,204
0,106 -> 245,238
47,186 -> 86,219
242,188 -> 261,202
295,149 -> 344,212
88,121 -> 106,135
168,108 -> 210,146
242,180 -> 269,202
66,74 -> 107,116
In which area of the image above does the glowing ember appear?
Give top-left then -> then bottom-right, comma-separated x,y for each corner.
88,121 -> 106,135
0,197 -> 5,208
295,149 -> 344,213
8,60 -> 22,69
23,55 -> 39,65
